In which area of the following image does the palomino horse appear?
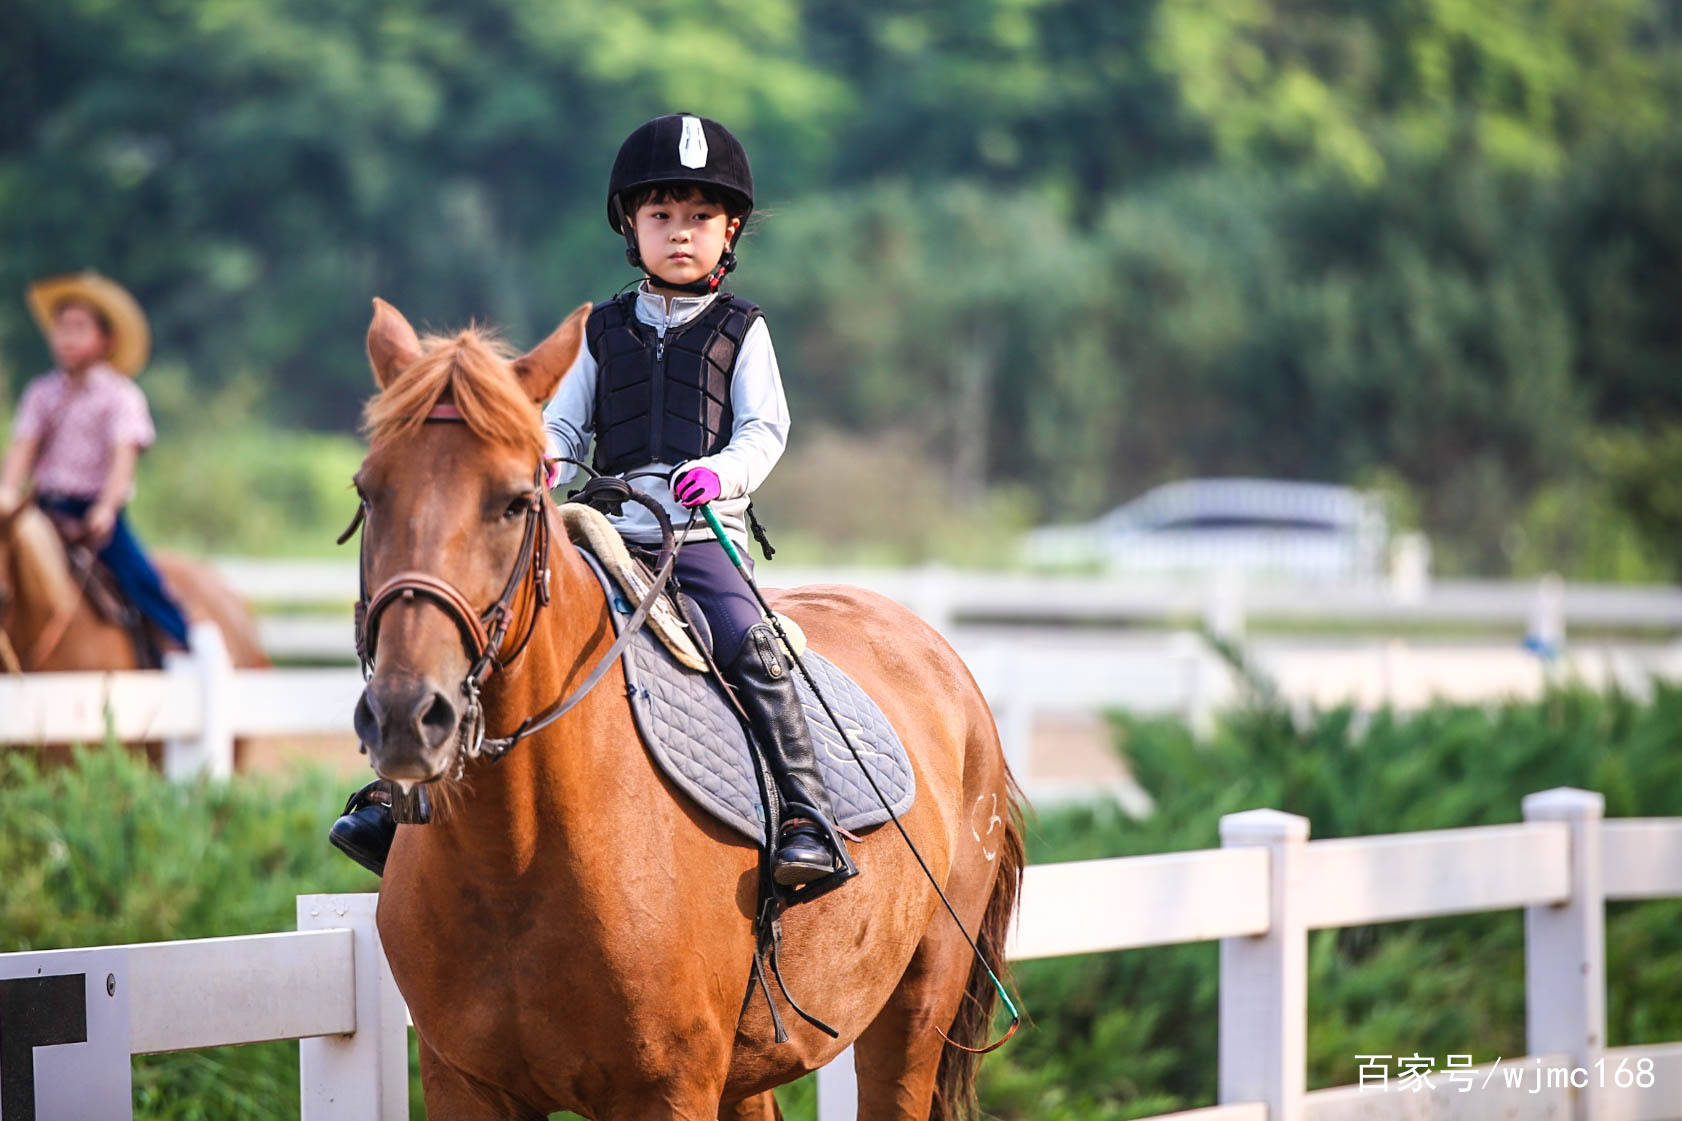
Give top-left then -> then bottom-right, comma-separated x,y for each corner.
353,298 -> 1025,1121
0,500 -> 268,674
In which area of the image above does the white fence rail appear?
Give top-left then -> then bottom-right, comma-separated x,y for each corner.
7,559 -> 1680,800
0,620 -> 360,778
822,790 -> 1682,1121
2,789 -> 1677,1121
7,617 -> 1680,809
218,557 -> 1682,636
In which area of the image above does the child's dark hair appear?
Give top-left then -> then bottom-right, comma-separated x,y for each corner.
621,181 -> 746,219
52,297 -> 113,338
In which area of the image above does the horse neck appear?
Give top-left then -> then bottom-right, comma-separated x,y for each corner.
4,513 -> 91,663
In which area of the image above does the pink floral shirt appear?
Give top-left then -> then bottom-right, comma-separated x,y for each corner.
10,363 -> 156,501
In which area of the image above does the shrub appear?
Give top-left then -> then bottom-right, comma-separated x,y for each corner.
0,748 -> 378,1119
976,682 -> 1682,1118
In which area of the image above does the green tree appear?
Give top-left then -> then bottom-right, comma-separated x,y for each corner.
1152,0 -> 1681,184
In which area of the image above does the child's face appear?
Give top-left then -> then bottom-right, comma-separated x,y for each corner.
50,303 -> 111,372
632,193 -> 742,291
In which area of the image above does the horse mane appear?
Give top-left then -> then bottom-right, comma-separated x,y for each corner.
8,507 -> 79,620
361,326 -> 545,458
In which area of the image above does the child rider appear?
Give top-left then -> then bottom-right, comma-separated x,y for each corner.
330,115 -> 849,892
1,272 -> 191,658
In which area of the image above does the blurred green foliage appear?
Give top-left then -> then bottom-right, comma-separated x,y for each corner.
126,364 -> 366,555
1592,424 -> 1682,572
3,0 -> 1681,572
0,748 -> 380,1119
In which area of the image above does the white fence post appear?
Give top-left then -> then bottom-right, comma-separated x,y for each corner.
298,893 -> 409,1121
163,620 -> 234,781
1170,631 -> 1213,738
1205,566 -> 1246,643
911,563 -> 955,636
1526,574 -> 1567,661
1523,787 -> 1605,1121
1219,808 -> 1309,1121
815,1043 -> 858,1121
1389,531 -> 1431,604
970,642 -> 1034,787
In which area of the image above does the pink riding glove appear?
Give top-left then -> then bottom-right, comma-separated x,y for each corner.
672,466 -> 722,508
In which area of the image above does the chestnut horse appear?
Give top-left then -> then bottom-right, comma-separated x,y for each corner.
353,298 -> 1025,1121
0,501 -> 267,673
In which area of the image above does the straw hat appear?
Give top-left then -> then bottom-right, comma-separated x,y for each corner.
25,271 -> 152,376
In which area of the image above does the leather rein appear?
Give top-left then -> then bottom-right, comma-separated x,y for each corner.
341,404 -> 680,767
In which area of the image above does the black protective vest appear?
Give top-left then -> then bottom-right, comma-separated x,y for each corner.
586,292 -> 763,476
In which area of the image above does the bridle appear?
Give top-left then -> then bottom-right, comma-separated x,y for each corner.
342,403 -> 680,768
345,408 -> 551,666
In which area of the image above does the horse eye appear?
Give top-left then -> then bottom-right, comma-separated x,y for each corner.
503,495 -> 530,520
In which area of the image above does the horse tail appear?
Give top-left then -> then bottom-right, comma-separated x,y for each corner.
932,769 -> 1026,1121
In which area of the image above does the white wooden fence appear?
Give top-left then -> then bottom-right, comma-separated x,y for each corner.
0,619 -> 362,777
218,557 -> 1682,643
6,615 -> 1680,811
6,560 -> 1680,799
2,788 -> 1677,1121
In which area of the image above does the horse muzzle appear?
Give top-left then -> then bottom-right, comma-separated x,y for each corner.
355,674 -> 462,782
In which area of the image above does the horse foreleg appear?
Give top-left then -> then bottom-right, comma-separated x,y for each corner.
418,1036 -> 549,1121
718,1090 -> 782,1120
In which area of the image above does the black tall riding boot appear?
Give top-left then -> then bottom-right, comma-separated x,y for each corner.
328,782 -> 396,877
727,623 -> 847,887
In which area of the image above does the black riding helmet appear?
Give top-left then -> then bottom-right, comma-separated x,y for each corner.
607,114 -> 754,295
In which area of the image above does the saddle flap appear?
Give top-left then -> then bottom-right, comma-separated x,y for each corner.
68,546 -> 131,626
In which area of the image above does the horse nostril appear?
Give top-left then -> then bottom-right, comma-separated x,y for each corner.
353,691 -> 382,751
418,690 -> 459,746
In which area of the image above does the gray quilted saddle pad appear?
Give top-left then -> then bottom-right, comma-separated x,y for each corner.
578,548 -> 915,844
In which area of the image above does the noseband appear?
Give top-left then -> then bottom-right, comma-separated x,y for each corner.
342,404 -> 552,756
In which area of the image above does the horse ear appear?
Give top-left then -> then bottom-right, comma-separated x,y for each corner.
515,303 -> 591,403
367,298 -> 423,388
